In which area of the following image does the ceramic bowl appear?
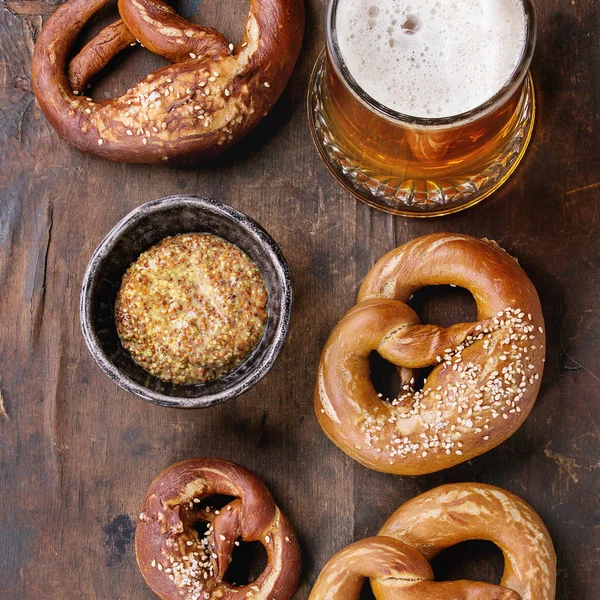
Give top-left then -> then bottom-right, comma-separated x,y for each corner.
80,195 -> 293,408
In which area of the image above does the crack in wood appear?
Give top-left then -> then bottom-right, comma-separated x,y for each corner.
15,96 -> 33,144
30,203 -> 54,342
555,293 -> 600,383
0,384 -> 7,419
559,339 -> 600,383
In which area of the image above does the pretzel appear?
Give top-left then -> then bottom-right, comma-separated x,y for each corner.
309,483 -> 556,600
31,0 -> 304,163
135,458 -> 301,600
315,233 -> 546,475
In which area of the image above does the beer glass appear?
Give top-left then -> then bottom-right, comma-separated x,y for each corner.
308,0 -> 537,217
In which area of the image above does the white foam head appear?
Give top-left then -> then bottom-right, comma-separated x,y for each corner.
335,0 -> 528,118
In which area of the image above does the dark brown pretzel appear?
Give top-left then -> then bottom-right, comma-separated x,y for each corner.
135,458 -> 301,600
315,233 -> 546,475
32,0 -> 304,163
309,483 -> 556,600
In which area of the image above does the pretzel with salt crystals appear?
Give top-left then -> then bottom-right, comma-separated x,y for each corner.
31,0 -> 304,163
315,233 -> 546,475
135,458 -> 301,600
309,483 -> 556,600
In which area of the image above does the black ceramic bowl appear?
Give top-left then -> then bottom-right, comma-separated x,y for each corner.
80,196 -> 293,408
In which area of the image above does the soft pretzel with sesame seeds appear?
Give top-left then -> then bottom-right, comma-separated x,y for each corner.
309,483 -> 556,600
31,0 -> 304,163
315,233 -> 546,475
135,458 -> 301,600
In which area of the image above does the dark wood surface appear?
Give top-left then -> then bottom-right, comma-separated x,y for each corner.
1,0 -> 599,598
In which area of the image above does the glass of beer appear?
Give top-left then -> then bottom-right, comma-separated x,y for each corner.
308,0 -> 537,217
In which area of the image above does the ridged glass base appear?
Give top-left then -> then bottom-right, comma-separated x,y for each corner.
308,50 -> 536,218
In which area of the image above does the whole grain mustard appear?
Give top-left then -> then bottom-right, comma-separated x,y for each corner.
115,233 -> 268,384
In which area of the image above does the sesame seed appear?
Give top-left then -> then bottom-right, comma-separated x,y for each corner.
357,307 -> 540,466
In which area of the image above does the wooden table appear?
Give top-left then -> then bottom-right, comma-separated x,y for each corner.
1,1 -> 598,598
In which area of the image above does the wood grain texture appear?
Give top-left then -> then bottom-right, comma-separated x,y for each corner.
0,0 -> 598,598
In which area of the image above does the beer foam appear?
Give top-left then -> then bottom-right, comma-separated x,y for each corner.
335,0 -> 527,118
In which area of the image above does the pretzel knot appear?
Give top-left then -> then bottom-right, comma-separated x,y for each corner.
135,459 -> 301,600
309,483 -> 556,600
315,233 -> 546,475
31,0 -> 304,163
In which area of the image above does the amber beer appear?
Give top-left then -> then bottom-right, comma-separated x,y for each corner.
309,0 -> 537,216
